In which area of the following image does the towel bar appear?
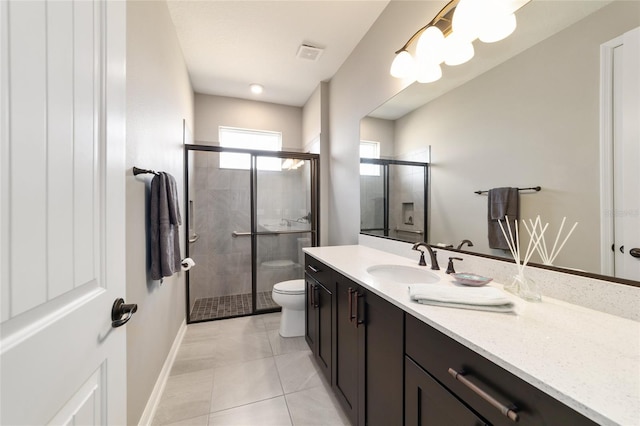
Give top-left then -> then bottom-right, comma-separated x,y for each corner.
475,186 -> 541,195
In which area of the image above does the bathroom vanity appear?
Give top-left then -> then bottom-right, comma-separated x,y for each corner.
303,245 -> 640,426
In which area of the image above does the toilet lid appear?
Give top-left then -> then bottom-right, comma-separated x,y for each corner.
273,279 -> 305,295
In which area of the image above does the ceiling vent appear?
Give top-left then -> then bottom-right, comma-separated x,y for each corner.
296,44 -> 324,61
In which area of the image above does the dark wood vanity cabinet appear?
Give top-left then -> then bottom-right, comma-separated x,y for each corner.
304,254 -> 599,426
333,273 -> 404,426
405,314 -> 598,426
304,255 -> 333,383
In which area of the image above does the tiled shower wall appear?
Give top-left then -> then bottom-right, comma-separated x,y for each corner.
389,164 -> 425,239
188,150 -> 312,304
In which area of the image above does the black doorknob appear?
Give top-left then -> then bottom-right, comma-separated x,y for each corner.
630,248 -> 640,258
111,298 -> 138,328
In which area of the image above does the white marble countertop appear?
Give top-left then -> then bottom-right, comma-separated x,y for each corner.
304,245 -> 640,426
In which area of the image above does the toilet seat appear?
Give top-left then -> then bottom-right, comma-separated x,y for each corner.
273,279 -> 305,295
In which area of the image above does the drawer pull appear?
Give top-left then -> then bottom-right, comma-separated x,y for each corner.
448,368 -> 519,422
348,287 -> 356,323
308,265 -> 320,273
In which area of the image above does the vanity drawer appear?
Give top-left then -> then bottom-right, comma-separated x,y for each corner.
405,314 -> 597,426
305,254 -> 332,285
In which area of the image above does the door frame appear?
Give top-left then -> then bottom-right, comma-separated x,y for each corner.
599,34 -> 623,276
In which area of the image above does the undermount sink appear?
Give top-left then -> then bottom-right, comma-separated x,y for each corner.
366,264 -> 440,284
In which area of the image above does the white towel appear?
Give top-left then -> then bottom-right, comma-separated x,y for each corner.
409,284 -> 515,313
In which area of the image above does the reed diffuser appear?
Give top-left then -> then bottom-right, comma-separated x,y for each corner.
523,216 -> 578,266
498,216 -> 547,301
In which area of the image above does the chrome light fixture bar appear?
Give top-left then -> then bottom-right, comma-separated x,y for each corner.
390,0 -> 530,83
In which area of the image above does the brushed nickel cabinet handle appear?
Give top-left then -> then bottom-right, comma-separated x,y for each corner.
448,368 -> 519,422
308,265 -> 320,273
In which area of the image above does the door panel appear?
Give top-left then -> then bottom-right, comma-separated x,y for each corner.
1,1 -> 127,424
405,357 -> 488,426
619,27 -> 640,280
187,150 -> 253,320
255,156 -> 313,311
334,276 -> 359,425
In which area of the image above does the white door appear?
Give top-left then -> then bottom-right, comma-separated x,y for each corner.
1,1 -> 128,424
600,27 -> 640,281
616,27 -> 640,281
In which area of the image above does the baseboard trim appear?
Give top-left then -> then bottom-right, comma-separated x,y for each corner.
137,320 -> 187,426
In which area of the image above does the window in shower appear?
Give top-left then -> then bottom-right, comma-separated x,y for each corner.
360,140 -> 381,176
218,126 -> 282,171
185,145 -> 319,323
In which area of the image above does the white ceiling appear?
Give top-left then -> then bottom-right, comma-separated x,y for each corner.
166,0 -> 390,107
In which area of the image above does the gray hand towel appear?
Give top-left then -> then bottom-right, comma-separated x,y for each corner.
487,187 -> 519,250
150,172 -> 182,280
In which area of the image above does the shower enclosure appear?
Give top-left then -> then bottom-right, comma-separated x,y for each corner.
185,145 -> 319,322
360,158 -> 429,244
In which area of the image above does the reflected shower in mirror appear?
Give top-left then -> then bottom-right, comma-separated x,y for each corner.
360,158 -> 429,244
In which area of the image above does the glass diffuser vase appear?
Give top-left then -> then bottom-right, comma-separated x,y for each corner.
504,269 -> 541,302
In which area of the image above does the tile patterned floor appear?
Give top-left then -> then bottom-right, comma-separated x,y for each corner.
190,292 -> 278,321
152,312 -> 350,426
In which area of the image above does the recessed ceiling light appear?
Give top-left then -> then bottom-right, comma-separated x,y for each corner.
250,83 -> 264,94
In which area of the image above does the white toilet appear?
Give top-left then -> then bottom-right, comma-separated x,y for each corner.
271,279 -> 306,337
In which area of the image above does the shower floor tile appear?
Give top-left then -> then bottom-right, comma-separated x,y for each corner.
190,291 -> 279,321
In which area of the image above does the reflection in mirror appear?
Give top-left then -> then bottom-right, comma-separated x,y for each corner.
360,159 -> 429,244
360,0 -> 640,284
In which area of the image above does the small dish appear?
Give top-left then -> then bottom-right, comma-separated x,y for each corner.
451,273 -> 493,287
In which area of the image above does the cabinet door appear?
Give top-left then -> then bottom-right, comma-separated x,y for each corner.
316,282 -> 332,382
405,357 -> 488,426
363,289 -> 404,426
334,274 -> 359,426
304,274 -> 317,351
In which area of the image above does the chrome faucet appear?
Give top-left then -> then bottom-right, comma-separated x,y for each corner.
456,239 -> 474,250
411,242 -> 440,270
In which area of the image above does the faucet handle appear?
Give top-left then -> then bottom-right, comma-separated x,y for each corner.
418,252 -> 427,266
446,257 -> 463,274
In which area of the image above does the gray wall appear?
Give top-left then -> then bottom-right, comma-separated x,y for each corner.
126,1 -> 194,424
359,116 -> 395,158
194,94 -> 303,151
302,82 -> 330,244
327,1 -> 430,245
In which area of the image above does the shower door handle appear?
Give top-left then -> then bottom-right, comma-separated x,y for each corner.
232,231 -> 252,238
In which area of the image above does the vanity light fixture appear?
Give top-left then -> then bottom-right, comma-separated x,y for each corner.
390,0 -> 530,82
249,83 -> 264,94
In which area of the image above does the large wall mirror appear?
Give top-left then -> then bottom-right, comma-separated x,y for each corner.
360,0 -> 640,285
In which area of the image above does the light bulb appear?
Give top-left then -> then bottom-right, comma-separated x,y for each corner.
415,61 -> 442,83
443,33 -> 475,66
416,26 -> 445,65
390,50 -> 415,78
452,0 -> 483,42
478,13 -> 516,43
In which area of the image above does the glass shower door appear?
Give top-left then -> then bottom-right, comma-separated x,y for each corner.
187,149 -> 253,321
254,155 -> 314,313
